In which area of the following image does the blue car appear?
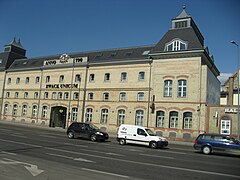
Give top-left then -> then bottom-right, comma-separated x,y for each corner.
193,133 -> 240,155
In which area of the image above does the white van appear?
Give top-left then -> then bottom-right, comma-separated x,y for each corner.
117,124 -> 168,148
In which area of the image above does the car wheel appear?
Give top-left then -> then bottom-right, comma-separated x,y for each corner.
202,146 -> 211,155
67,131 -> 74,139
150,141 -> 158,149
90,134 -> 97,142
119,139 -> 126,145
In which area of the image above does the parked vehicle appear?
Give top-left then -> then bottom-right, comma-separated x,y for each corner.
67,122 -> 109,142
193,133 -> 240,155
117,124 -> 168,148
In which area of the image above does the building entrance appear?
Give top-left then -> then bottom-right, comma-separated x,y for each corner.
49,106 -> 67,128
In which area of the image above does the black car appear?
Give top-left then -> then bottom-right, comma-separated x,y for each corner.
67,122 -> 109,142
194,133 -> 240,155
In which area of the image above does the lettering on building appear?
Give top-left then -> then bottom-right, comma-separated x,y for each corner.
224,108 -> 239,114
44,54 -> 88,66
46,84 -> 78,89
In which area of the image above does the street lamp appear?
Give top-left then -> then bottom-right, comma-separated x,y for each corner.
231,40 -> 240,140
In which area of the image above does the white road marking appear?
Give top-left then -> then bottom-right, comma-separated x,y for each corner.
82,168 -> 129,178
46,153 -> 95,163
139,153 -> 174,159
129,149 -> 144,152
159,150 -> 186,155
64,143 -> 89,148
10,134 -> 27,138
0,158 -> 44,177
1,151 -> 17,156
0,138 -> 42,148
39,134 -> 57,138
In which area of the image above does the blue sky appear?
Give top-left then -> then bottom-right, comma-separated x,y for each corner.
0,0 -> 239,78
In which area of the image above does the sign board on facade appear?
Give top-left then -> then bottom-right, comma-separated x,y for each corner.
46,84 -> 78,89
225,108 -> 239,114
44,54 -> 88,66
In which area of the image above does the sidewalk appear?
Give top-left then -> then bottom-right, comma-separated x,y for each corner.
0,120 -> 193,146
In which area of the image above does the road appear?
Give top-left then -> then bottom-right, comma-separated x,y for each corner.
0,122 -> 239,180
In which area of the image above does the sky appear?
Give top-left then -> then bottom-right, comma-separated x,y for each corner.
0,0 -> 239,82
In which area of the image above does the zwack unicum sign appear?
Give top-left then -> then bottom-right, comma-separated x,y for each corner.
44,54 -> 88,66
46,84 -> 78,89
225,108 -> 239,114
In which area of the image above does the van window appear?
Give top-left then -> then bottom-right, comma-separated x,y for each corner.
137,128 -> 146,136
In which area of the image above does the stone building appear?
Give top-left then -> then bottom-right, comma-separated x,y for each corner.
0,7 -> 220,140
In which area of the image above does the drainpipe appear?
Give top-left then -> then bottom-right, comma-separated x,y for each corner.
81,63 -> 89,122
147,57 -> 153,127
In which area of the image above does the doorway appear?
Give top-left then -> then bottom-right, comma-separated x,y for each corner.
50,106 -> 67,128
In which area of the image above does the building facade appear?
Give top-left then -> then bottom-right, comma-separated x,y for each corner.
0,7 -> 221,140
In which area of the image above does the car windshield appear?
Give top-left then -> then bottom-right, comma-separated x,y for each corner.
145,128 -> 155,136
89,123 -> 100,130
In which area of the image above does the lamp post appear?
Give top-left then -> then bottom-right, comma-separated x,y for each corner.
231,40 -> 240,140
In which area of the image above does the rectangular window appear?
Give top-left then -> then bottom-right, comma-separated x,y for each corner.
44,92 -> 49,99
89,74 -> 95,82
16,77 -> 20,84
58,92 -> 63,99
15,92 -> 19,98
119,92 -> 126,101
7,78 -> 11,84
24,92 -> 28,99
35,76 -> 40,84
6,92 -> 10,98
64,92 -> 69,99
121,72 -> 127,81
73,92 -> 79,100
25,77 -> 29,84
103,92 -> 109,101
71,108 -> 78,121
59,75 -> 64,83
88,93 -> 93,100
75,74 -> 81,82
34,92 -> 39,99
137,92 -> 144,101
178,79 -> 187,97
100,109 -> 108,124
164,80 -> 172,97
46,76 -> 50,83
104,73 -> 110,82
138,72 -> 145,81
52,92 -> 57,99
86,108 -> 93,122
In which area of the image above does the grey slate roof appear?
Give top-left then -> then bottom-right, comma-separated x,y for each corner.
7,45 -> 154,71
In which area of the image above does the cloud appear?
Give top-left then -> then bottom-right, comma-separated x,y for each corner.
218,73 -> 232,85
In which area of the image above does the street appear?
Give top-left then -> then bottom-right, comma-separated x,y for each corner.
0,122 -> 240,180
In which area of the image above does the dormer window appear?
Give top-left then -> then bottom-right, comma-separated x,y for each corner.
165,39 -> 187,51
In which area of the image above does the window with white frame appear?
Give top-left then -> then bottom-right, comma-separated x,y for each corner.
178,79 -> 187,97
22,105 -> 28,117
44,92 -> 49,99
34,92 -> 39,99
104,73 -> 110,82
25,77 -> 29,84
64,92 -> 69,99
16,77 -> 20,84
4,104 -> 9,115
121,72 -> 127,81
164,80 -> 172,97
75,74 -> 81,82
138,71 -> 145,81
52,92 -> 57,99
117,109 -> 125,125
12,104 -> 18,116
156,111 -> 165,127
32,105 -> 37,118
35,76 -> 40,84
59,75 -> 64,83
71,107 -> 78,121
46,76 -> 50,83
24,92 -> 28,99
183,112 -> 192,129
165,39 -> 187,51
85,108 -> 93,122
119,92 -> 126,101
100,109 -> 108,124
169,111 -> 178,128
42,106 -> 48,118
58,92 -> 63,99
135,110 -> 144,126
6,92 -> 10,98
88,93 -> 93,100
89,74 -> 95,82
15,92 -> 19,98
73,92 -> 79,100
103,92 -> 109,101
137,92 -> 144,101
7,78 -> 11,84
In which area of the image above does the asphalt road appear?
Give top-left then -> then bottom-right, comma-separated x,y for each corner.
0,122 -> 240,180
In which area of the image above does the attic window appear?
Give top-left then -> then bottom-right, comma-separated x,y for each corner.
165,39 -> 187,51
175,21 -> 187,28
109,52 -> 117,57
95,53 -> 102,59
142,50 -> 150,55
125,51 -> 132,56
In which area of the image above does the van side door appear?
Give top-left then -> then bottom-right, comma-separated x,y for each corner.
135,128 -> 149,146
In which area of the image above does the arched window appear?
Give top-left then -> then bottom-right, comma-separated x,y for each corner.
169,111 -> 178,128
135,110 -> 144,126
4,104 -> 9,115
100,109 -> 108,124
86,108 -> 93,122
22,105 -> 28,117
164,80 -> 172,97
183,112 -> 192,129
71,107 -> 78,121
117,109 -> 125,125
156,111 -> 165,127
42,106 -> 48,118
178,79 -> 187,97
32,105 -> 37,118
12,104 -> 18,116
165,39 -> 187,51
